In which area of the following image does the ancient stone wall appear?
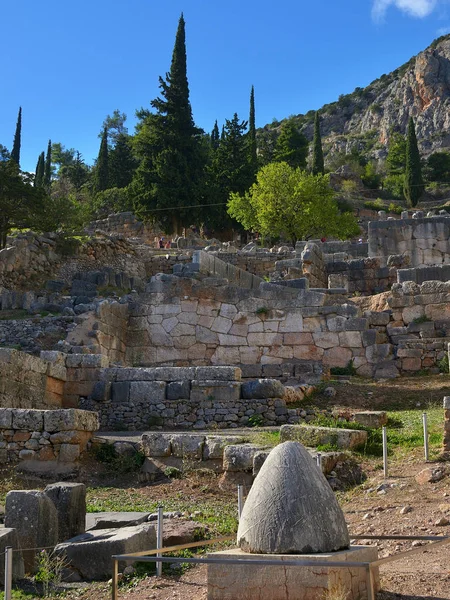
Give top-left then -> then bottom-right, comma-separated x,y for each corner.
397,263 -> 450,285
368,216 -> 450,266
296,240 -> 368,258
327,257 -> 397,295
0,408 -> 98,463
194,251 -> 264,289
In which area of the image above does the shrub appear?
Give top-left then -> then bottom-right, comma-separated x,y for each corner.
330,360 -> 356,376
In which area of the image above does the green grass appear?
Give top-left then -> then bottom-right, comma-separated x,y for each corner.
86,488 -> 238,536
0,309 -> 29,321
0,592 -> 36,599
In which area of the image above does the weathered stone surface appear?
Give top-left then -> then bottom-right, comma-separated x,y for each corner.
55,523 -> 156,580
280,425 -> 367,449
170,434 -> 205,459
141,433 -> 172,457
44,482 -> 86,542
223,444 -> 263,472
0,528 -> 25,581
237,442 -> 350,553
5,490 -> 58,573
85,512 -> 151,530
352,411 -> 388,429
43,409 -> 99,433
241,379 -> 285,399
203,436 -> 246,460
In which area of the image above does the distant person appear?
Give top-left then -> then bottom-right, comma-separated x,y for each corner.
165,240 -> 171,249
159,237 -> 165,249
320,237 -> 326,243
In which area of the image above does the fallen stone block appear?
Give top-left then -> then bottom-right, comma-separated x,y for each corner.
280,424 -> 367,450
5,490 -> 58,573
55,523 -> 156,580
352,411 -> 387,429
241,379 -> 285,399
44,482 -> 86,542
223,444 -> 265,472
86,512 -> 151,531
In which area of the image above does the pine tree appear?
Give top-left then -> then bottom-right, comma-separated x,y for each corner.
403,117 -> 424,207
312,112 -> 325,175
133,14 -> 205,232
11,107 -> 22,167
95,128 -> 109,192
35,152 -> 45,187
273,119 -> 308,168
211,120 -> 220,150
248,85 -> 258,176
44,140 -> 52,187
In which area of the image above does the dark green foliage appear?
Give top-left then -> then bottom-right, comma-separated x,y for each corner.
330,360 -> 356,376
403,117 -> 424,207
248,85 -> 258,176
101,109 -> 127,145
425,151 -> 450,182
35,152 -> 45,187
311,112 -> 324,175
132,14 -> 206,233
386,131 -> 406,175
361,162 -> 381,189
95,128 -> 109,192
109,133 -> 137,189
257,129 -> 277,166
44,140 -> 52,187
211,120 -> 220,150
273,119 -> 308,169
11,107 -> 22,166
62,151 -> 90,191
0,159 -> 48,248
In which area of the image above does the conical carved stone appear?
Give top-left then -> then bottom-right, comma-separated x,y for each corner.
237,441 -> 350,554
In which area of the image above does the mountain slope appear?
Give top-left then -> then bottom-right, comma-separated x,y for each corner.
261,34 -> 450,161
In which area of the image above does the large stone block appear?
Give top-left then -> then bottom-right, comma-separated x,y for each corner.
190,380 -> 241,403
129,381 -> 166,403
223,444 -> 263,472
207,546 -> 379,600
5,490 -> 58,573
55,523 -> 156,580
12,409 -> 45,431
44,482 -> 86,543
141,433 -> 172,457
0,528 -> 25,581
241,379 -> 285,399
203,436 -> 247,460
0,407 -> 13,428
170,434 -> 205,460
280,425 -> 367,450
44,409 -> 99,432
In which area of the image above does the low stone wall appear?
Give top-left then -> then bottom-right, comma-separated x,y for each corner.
0,408 -> 99,463
206,250 -> 293,278
82,367 -> 310,430
398,264 -> 450,285
296,240 -> 368,258
194,250 -> 264,290
368,215 -> 450,267
327,257 -> 397,295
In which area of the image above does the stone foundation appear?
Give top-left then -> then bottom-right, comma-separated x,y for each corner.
207,546 -> 379,600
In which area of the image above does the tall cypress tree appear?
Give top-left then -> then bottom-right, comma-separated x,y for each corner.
95,128 -> 109,192
11,107 -> 22,167
403,117 -> 424,207
109,133 -> 137,188
44,139 -> 52,187
248,85 -> 258,177
133,14 -> 205,233
312,112 -> 325,175
211,120 -> 220,150
35,152 -> 45,187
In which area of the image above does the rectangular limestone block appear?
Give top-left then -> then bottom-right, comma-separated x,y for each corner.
12,409 -> 45,431
280,424 -> 367,450
129,381 -> 166,403
190,381 -> 241,403
0,529 -> 25,581
44,482 -> 86,542
207,546 -> 379,600
44,409 -> 99,432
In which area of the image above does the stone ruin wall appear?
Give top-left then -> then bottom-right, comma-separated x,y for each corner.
368,215 -> 450,267
0,407 -> 98,463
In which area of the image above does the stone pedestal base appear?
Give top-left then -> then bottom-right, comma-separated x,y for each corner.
207,546 -> 379,600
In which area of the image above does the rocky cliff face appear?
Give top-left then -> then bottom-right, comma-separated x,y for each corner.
262,35 -> 450,160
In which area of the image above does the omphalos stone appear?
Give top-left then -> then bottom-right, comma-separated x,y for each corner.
237,441 -> 350,554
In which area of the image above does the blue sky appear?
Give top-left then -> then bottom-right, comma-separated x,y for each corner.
2,0 -> 450,172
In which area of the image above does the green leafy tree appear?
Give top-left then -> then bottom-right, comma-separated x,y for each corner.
311,112 -> 324,175
361,162 -> 381,189
132,14 -> 206,232
101,109 -> 128,145
109,133 -> 137,189
403,117 -> 424,207
425,151 -> 450,182
11,107 -> 22,166
386,131 -> 406,175
51,143 -> 76,176
35,151 -> 45,187
228,162 -> 359,245
95,128 -> 109,192
44,140 -> 52,187
0,159 -> 47,247
273,119 -> 308,169
63,151 -> 90,191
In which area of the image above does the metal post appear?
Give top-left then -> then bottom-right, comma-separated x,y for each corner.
366,564 -> 375,600
156,506 -> 163,577
423,412 -> 429,461
382,426 -> 388,478
316,453 -> 322,471
111,558 -> 118,600
4,546 -> 13,600
237,485 -> 244,519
